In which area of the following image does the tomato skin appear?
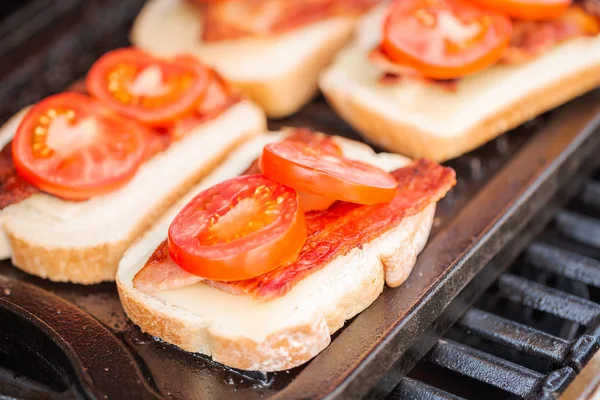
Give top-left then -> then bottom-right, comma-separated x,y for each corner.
381,0 -> 512,79
12,93 -> 147,201
260,141 -> 398,205
298,191 -> 337,211
168,175 -> 306,281
470,0 -> 571,21
86,48 -> 210,126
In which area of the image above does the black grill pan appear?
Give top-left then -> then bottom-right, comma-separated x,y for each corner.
1,1 -> 600,399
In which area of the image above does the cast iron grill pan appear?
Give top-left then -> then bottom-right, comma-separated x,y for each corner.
1,1 -> 600,399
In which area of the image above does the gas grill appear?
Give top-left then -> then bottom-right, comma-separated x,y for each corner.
2,1 -> 600,399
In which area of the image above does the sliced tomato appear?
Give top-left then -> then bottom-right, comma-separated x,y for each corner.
86,48 -> 210,126
470,0 -> 571,21
259,141 -> 398,205
168,69 -> 238,140
12,93 -> 147,200
381,0 -> 512,79
298,191 -> 337,211
168,174 -> 306,281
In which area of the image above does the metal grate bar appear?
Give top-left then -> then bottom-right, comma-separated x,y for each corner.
526,242 -> 600,288
389,378 -> 465,400
458,308 -> 570,364
498,274 -> 600,326
555,210 -> 600,248
579,180 -> 600,209
426,339 -> 543,397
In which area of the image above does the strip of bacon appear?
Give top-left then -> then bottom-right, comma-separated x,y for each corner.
501,6 -> 600,64
134,159 -> 456,299
0,143 -> 39,210
199,0 -> 379,42
133,240 -> 204,292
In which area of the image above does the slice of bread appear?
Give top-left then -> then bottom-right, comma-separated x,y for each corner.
0,101 -> 266,284
131,0 -> 361,118
0,109 -> 28,260
320,2 -> 600,161
117,132 -> 436,371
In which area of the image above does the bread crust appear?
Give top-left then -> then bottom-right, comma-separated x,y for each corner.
322,57 -> 600,162
6,128 -> 260,284
117,205 -> 435,371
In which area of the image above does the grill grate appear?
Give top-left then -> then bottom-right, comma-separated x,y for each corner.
390,175 -> 600,400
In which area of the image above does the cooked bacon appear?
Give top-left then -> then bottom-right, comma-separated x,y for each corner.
0,143 -> 39,210
136,157 -> 455,298
0,70 -> 237,211
369,47 -> 460,91
200,0 -> 379,42
133,240 -> 204,292
501,6 -> 600,64
208,159 -> 455,299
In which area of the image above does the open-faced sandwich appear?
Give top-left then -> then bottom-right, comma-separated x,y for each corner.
0,47 -> 266,284
131,0 -> 381,118
117,128 -> 456,371
320,0 -> 600,161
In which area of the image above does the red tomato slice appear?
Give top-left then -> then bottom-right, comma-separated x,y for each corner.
298,191 -> 337,211
12,93 -> 147,200
168,175 -> 306,281
381,0 -> 512,79
470,0 -> 571,21
259,141 -> 398,205
86,48 -> 210,126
